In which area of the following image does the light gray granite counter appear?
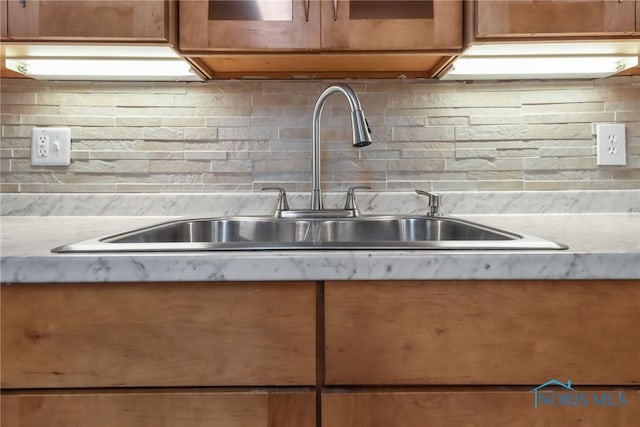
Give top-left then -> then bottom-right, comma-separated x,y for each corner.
1,191 -> 639,283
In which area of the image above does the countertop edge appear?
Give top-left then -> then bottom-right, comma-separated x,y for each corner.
2,252 -> 639,283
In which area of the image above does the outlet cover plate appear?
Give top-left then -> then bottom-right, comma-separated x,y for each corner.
31,127 -> 71,166
596,123 -> 626,166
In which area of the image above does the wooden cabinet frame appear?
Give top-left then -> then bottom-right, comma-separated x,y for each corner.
178,0 -> 462,78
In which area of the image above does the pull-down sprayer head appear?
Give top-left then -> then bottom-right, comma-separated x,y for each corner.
351,110 -> 373,148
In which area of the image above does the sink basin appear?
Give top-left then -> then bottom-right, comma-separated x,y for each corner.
318,217 -> 512,242
52,215 -> 567,252
106,218 -> 311,244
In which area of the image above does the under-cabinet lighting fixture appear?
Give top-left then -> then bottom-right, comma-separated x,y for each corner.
6,58 -> 202,81
441,55 -> 638,80
440,41 -> 639,80
3,45 -> 203,81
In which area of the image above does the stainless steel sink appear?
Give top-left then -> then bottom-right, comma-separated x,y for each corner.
106,218 -> 312,244
318,217 -> 513,242
52,215 -> 567,252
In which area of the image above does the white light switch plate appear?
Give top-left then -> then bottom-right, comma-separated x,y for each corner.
596,123 -> 626,166
31,127 -> 71,166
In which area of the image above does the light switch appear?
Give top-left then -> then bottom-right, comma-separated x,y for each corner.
31,127 -> 71,166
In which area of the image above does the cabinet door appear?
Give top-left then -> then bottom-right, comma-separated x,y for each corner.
179,0 -> 320,51
1,282 -> 316,388
322,0 -> 462,50
475,0 -> 636,39
2,390 -> 315,427
325,280 -> 640,385
323,390 -> 640,427
6,0 -> 168,41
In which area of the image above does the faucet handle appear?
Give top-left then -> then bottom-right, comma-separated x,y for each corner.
415,189 -> 441,217
344,186 -> 371,213
262,187 -> 290,216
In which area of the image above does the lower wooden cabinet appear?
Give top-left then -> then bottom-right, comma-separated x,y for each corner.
1,281 -> 316,388
322,389 -> 640,427
325,280 -> 640,385
3,279 -> 639,426
1,389 -> 316,427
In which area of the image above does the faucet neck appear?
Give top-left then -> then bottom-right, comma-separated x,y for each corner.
311,84 -> 370,211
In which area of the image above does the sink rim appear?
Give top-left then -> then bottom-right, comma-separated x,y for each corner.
51,215 -> 568,253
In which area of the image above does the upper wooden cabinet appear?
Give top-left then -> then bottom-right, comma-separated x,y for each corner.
321,0 -> 462,51
5,0 -> 169,42
179,0 -> 462,52
180,0 -> 320,51
474,0 -> 636,40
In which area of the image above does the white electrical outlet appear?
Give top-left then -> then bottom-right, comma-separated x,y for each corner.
37,134 -> 49,157
596,123 -> 626,166
31,127 -> 71,166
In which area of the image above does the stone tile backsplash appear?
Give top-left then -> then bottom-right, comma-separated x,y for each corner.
1,77 -> 638,193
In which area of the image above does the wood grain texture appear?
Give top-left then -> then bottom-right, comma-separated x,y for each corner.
321,0 -> 462,51
475,0 -> 636,39
325,280 -> 640,385
193,53 -> 448,78
1,281 -> 316,388
1,389 -> 315,427
0,0 -> 7,40
6,0 -> 167,41
269,391 -> 317,427
322,389 -> 640,427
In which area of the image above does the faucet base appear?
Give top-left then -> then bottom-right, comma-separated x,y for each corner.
311,189 -> 323,211
279,209 -> 357,219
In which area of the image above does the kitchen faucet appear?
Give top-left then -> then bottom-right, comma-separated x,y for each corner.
310,84 -> 372,210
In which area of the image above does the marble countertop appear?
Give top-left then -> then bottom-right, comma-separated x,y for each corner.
2,212 -> 639,282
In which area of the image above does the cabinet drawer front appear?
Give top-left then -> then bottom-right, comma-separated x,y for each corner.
325,280 -> 640,385
2,390 -> 315,427
323,390 -> 640,427
1,282 -> 316,388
